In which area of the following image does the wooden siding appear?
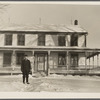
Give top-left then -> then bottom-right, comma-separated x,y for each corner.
0,33 -> 86,48
78,35 -> 85,47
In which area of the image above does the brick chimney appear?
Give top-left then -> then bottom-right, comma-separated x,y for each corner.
74,20 -> 78,25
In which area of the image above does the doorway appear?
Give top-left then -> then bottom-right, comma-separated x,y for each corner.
37,54 -> 46,72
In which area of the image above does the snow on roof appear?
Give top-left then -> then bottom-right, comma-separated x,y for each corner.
0,24 -> 87,33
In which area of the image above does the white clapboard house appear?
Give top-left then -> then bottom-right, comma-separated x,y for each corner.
0,20 -> 100,75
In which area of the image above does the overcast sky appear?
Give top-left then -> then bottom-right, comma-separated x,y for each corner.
0,2 -> 100,48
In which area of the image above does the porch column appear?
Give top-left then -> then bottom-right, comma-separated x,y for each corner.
85,52 -> 87,70
47,51 -> 50,76
93,56 -> 94,69
97,54 -> 99,67
66,51 -> 69,74
31,51 -> 34,76
89,58 -> 90,69
11,50 -> 16,71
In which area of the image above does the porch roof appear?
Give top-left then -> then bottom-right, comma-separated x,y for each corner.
0,46 -> 99,58
0,24 -> 87,34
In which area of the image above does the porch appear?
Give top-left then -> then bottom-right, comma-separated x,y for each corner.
0,47 -> 100,75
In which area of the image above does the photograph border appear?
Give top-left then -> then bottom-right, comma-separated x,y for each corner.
0,0 -> 100,99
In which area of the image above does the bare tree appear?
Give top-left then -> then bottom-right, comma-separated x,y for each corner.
0,4 -> 8,13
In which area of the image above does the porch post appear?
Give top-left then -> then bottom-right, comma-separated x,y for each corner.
31,51 -> 34,76
47,51 -> 50,76
89,58 -> 90,69
97,54 -> 99,67
66,51 -> 69,74
93,56 -> 94,69
11,50 -> 16,72
85,52 -> 87,70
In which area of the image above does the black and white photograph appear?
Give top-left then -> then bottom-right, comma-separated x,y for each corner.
0,1 -> 100,98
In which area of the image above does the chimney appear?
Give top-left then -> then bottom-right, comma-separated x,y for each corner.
74,20 -> 78,25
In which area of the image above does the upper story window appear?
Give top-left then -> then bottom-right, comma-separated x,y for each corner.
71,34 -> 78,46
5,34 -> 12,45
38,34 -> 45,46
17,34 -> 25,46
58,36 -> 66,46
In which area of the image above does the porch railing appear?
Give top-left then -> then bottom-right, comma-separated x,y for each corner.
50,65 -> 100,70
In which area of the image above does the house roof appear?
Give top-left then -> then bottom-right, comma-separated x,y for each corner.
0,24 -> 87,33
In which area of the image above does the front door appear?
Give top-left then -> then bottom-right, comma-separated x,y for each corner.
37,54 -> 45,71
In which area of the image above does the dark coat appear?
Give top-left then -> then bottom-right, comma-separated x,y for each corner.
21,59 -> 31,73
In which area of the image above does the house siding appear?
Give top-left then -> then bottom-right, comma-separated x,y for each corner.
46,35 -> 58,46
12,34 -> 17,46
78,35 -> 85,47
25,34 -> 37,46
0,52 -> 3,67
0,34 -> 4,46
78,53 -> 85,66
66,35 -> 71,47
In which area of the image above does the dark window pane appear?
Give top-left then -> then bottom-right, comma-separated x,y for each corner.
38,34 -> 45,46
58,53 -> 66,66
5,34 -> 12,45
16,53 -> 24,65
71,34 -> 78,46
70,54 -> 78,67
18,34 -> 25,45
58,36 -> 65,46
3,53 -> 11,67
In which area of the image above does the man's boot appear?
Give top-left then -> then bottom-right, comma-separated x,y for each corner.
23,76 -> 25,84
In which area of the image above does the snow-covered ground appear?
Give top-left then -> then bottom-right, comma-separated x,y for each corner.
0,74 -> 100,92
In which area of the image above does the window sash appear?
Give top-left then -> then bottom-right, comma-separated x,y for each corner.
58,53 -> 66,66
58,36 -> 65,46
38,34 -> 45,46
5,34 -> 12,45
70,54 -> 78,67
71,34 -> 78,46
18,34 -> 25,45
3,53 -> 11,66
16,53 -> 24,65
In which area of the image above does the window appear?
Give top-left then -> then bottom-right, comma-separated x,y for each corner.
58,53 -> 66,66
3,53 -> 11,67
16,53 -> 24,65
58,36 -> 66,46
5,34 -> 12,45
18,34 -> 25,45
71,34 -> 78,46
70,53 -> 78,67
38,34 -> 45,46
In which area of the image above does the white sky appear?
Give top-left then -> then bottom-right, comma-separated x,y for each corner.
0,2 -> 100,48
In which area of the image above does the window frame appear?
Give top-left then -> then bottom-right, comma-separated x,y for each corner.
70,53 -> 78,67
5,34 -> 12,45
17,34 -> 25,46
58,53 -> 66,66
58,35 -> 66,46
38,34 -> 45,46
3,53 -> 12,67
16,53 -> 24,65
71,34 -> 78,46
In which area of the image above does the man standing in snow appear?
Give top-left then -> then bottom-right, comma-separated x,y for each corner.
21,55 -> 31,84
